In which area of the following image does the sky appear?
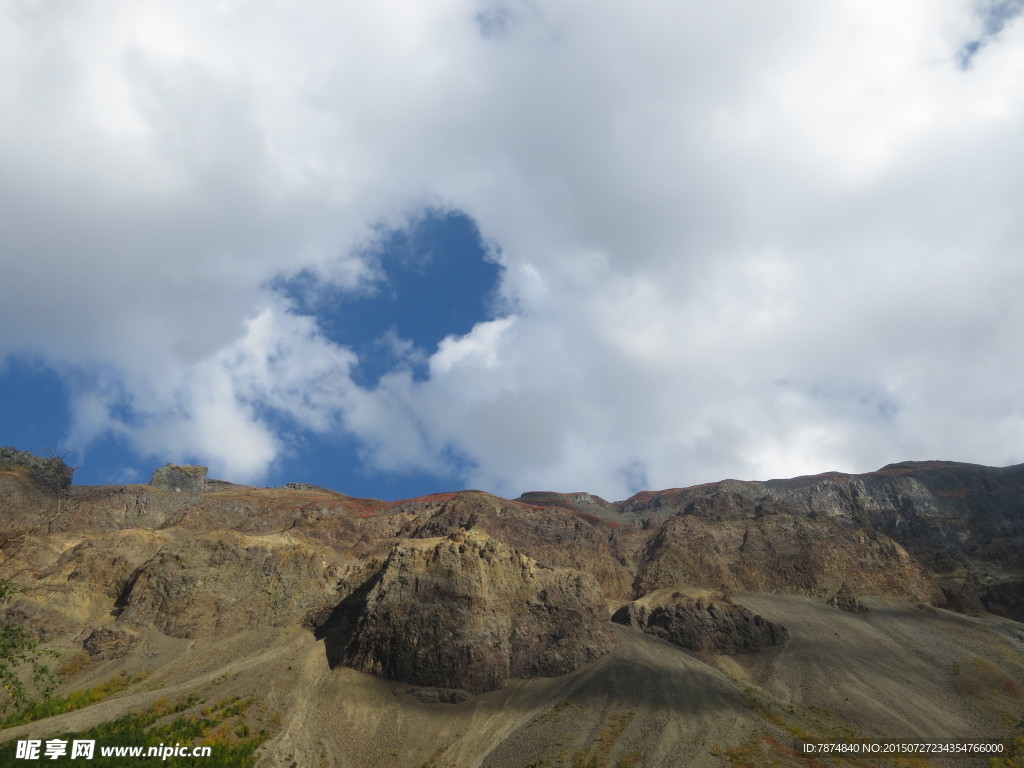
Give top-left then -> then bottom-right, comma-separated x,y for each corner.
2,0 -> 1024,501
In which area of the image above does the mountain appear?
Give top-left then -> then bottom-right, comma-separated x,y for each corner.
1,450 -> 1022,767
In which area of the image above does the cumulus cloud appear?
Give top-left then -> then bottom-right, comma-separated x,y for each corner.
62,302 -> 355,481
2,1 -> 1023,498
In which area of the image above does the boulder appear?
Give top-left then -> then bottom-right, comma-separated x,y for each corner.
828,582 -> 868,613
83,626 -> 140,660
150,464 -> 208,493
612,593 -> 789,654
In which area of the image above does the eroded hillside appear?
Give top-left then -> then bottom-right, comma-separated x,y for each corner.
1,451 -> 1022,767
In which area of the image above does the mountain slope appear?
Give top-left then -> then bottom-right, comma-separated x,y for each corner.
1,452 -> 1022,767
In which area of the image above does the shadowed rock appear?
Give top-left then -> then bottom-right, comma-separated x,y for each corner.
337,530 -> 612,693
616,461 -> 1024,580
612,594 -> 790,654
980,579 -> 1024,622
82,626 -> 139,660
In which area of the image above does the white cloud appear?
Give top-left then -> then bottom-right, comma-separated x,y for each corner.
61,302 -> 355,482
2,1 -> 1024,497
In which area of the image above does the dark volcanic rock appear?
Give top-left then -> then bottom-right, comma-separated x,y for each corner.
612,594 -> 789,654
150,463 -> 208,493
337,530 -> 612,694
405,687 -> 471,704
83,626 -> 140,660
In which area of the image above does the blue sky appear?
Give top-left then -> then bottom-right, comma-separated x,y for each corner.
2,209 -> 501,498
2,1 -> 1024,501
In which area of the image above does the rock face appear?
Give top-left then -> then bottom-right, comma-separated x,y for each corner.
0,446 -> 74,493
616,461 -> 1024,576
612,593 -> 789,654
392,492 -> 635,599
632,513 -> 943,604
150,463 -> 208,493
115,532 -> 338,638
1,452 -> 1022,768
335,531 -> 612,693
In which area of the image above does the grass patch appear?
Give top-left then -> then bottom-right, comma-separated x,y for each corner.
0,673 -> 145,728
0,693 -> 269,768
534,699 -> 573,726
957,657 -> 1023,706
593,711 -> 634,766
527,699 -> 573,729
987,735 -> 1024,768
541,709 -> 636,768
54,652 -> 94,678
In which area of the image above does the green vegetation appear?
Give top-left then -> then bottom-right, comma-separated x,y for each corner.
0,450 -> 75,714
535,699 -> 572,725
592,711 -> 634,766
988,736 -> 1024,768
1,672 -> 145,727
524,709 -> 637,768
0,581 -> 60,713
0,694 -> 269,768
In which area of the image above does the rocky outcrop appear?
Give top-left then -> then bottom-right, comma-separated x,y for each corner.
612,593 -> 789,654
150,463 -> 208,493
82,627 -> 139,660
827,583 -> 868,613
0,446 -> 74,493
115,532 -> 339,638
941,578 -> 988,616
335,531 -> 612,693
980,579 -> 1024,623
632,513 -> 944,604
392,491 -> 634,599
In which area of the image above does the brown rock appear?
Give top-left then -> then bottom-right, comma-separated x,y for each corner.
612,594 -> 789,654
828,582 -> 868,613
115,531 -> 338,638
150,464 -> 208,493
335,531 -> 612,694
82,627 -> 139,660
633,513 -> 944,604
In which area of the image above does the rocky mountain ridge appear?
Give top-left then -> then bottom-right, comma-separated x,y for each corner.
1,450 -> 1022,767
520,459 -> 1023,618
